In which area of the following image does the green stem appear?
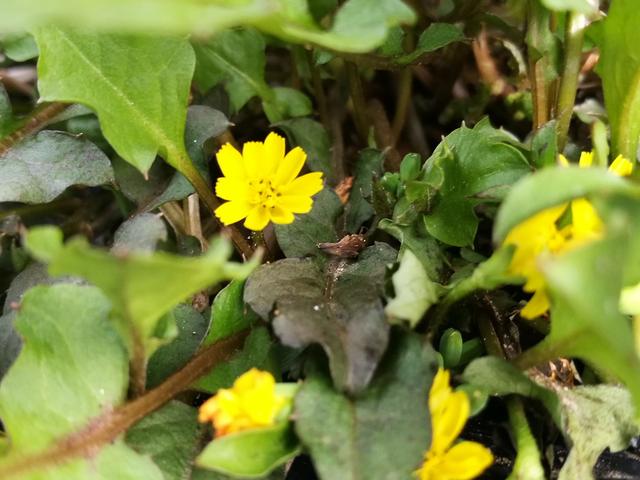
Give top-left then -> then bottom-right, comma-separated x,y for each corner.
512,337 -> 564,370
346,62 -> 370,142
527,0 -> 552,130
556,11 -> 587,152
506,398 -> 545,480
391,67 -> 413,144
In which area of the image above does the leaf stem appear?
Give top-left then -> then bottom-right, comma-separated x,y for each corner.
0,329 -> 249,479
527,0 -> 552,130
391,67 -> 413,144
0,102 -> 69,155
556,11 -> 587,152
346,62 -> 370,142
506,398 -> 545,480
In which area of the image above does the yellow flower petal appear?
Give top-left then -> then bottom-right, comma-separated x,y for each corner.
244,205 -> 270,231
429,368 -> 452,415
571,198 -> 602,240
263,132 -> 286,176
578,151 -> 593,168
270,206 -> 295,224
215,201 -> 252,226
520,289 -> 550,319
431,390 -> 470,454
274,146 -> 306,186
216,177 -> 249,201
277,195 -> 313,214
216,143 -> 245,180
437,441 -> 494,479
557,154 -> 570,167
282,172 -> 324,196
242,141 -> 264,179
609,154 -> 633,176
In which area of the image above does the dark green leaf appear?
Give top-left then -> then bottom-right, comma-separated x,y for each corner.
0,32 -> 38,61
204,280 -> 258,346
112,214 -> 168,255
274,189 -> 342,258
294,331 -> 437,480
274,118 -> 333,181
345,149 -> 384,232
245,244 -> 396,393
0,131 -> 113,203
262,87 -> 312,123
146,305 -> 208,389
127,401 -> 201,480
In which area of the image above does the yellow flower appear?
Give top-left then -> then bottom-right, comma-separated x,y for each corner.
198,368 -> 288,437
505,152 -> 633,319
214,132 -> 324,231
417,369 -> 493,480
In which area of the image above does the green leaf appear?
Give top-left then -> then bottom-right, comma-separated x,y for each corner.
424,120 -> 530,246
438,328 -> 463,368
127,401 -> 201,480
194,327 -> 275,394
197,422 -> 299,478
345,149 -> 384,232
274,117 -> 332,181
595,0 -> 640,159
294,331 -> 437,480
112,213 -> 168,255
193,29 -> 270,113
539,0 -> 596,14
378,219 -> 445,282
385,249 -> 442,327
24,226 -> 257,354
463,356 -> 560,422
0,32 -> 38,61
0,131 -> 113,203
34,27 -> 195,175
274,189 -> 342,258
146,304 -> 208,388
245,244 -> 396,393
0,85 -> 13,137
204,280 -> 258,346
493,166 -> 640,243
0,284 -> 163,479
463,357 -> 640,480
396,23 -> 464,65
262,87 -> 312,123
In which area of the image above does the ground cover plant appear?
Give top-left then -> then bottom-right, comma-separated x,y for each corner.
1,0 -> 640,479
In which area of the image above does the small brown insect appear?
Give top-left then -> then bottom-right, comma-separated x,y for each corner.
334,176 -> 354,205
317,234 -> 367,258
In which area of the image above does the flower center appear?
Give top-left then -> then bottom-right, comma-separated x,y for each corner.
248,179 -> 281,209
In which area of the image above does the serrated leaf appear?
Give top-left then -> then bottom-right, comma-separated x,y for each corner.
0,284 -> 163,480
0,131 -> 113,203
127,401 -> 201,480
294,331 -> 437,480
24,226 -> 257,354
423,120 -> 530,246
274,189 -> 342,258
274,117 -> 332,181
34,27 -> 194,175
385,249 -> 442,327
197,422 -> 299,478
245,244 -> 396,393
595,0 -> 640,159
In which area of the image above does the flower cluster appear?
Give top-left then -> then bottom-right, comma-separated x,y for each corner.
214,132 -> 324,231
198,368 -> 288,437
504,152 -> 633,318
417,369 -> 493,480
